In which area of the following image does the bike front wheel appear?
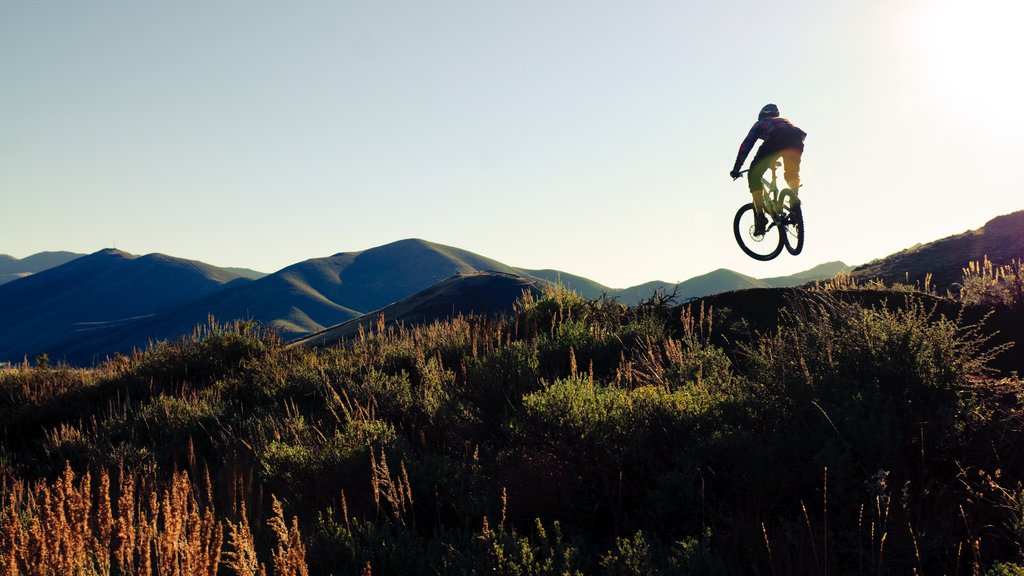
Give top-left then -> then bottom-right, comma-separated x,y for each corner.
779,190 -> 805,255
733,203 -> 784,261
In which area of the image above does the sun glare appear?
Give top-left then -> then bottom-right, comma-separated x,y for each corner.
912,0 -> 1024,139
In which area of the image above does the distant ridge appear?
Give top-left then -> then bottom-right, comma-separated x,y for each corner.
524,265 -> 848,304
851,210 -> 1024,292
0,249 -> 254,363
761,261 -> 853,288
0,251 -> 83,285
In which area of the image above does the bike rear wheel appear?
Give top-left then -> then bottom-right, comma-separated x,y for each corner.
733,203 -> 784,261
779,190 -> 805,255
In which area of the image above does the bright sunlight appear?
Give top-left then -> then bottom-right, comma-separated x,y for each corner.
913,0 -> 1024,139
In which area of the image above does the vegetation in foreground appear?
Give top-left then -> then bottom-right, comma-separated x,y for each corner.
1,260 -> 1023,575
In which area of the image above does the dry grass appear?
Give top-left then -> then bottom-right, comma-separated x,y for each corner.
960,258 -> 1024,308
0,464 -> 309,576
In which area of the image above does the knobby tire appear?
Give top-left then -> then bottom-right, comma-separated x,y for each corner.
779,190 -> 805,255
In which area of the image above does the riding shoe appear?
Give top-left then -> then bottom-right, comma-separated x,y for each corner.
754,213 -> 768,236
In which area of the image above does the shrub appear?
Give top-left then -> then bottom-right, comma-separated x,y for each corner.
960,258 -> 1024,309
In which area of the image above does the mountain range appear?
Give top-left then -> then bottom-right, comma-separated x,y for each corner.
3,208 -> 1021,365
0,240 -> 847,365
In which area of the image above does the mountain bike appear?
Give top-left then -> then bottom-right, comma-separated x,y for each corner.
732,162 -> 804,261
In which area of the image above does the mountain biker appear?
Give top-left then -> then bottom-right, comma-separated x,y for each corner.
730,103 -> 807,235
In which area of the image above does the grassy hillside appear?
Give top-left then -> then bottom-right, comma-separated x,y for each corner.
852,210 -> 1024,292
2,261 -> 1022,575
291,272 -> 544,348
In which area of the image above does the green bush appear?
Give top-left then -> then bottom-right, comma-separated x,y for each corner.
259,416 -> 395,486
988,562 -> 1024,576
518,375 -> 744,537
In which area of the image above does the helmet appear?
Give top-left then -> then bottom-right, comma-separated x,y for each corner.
759,103 -> 779,120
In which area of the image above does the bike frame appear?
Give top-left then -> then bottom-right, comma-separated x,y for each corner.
737,163 -> 784,216
757,163 -> 785,219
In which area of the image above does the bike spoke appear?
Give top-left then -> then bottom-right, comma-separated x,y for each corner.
733,204 -> 784,260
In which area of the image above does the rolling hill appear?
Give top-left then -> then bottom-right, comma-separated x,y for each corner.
0,251 -> 83,285
0,250 -> 254,363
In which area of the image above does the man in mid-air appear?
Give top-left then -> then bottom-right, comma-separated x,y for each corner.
730,103 -> 807,235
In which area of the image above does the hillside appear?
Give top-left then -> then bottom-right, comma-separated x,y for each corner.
0,251 -> 83,285
292,272 -> 543,348
851,210 -> 1024,292
690,286 -> 1024,376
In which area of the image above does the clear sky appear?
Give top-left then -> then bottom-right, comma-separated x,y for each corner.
2,0 -> 1022,288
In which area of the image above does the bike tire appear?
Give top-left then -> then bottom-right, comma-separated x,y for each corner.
779,190 -> 805,255
733,203 -> 784,261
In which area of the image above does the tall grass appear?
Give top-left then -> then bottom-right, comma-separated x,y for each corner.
1,280 -> 1021,574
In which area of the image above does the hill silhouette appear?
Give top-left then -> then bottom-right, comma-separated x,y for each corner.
852,210 -> 1024,292
0,251 -> 83,285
